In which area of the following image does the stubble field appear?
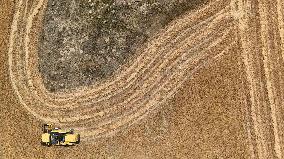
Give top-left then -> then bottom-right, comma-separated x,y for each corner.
1,0 -> 284,158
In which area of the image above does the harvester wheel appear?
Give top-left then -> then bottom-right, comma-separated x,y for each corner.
76,135 -> 80,144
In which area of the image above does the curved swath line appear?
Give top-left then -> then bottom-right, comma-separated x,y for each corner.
78,15 -> 233,110
9,0 -> 58,122
19,10 -> 233,120
13,0 -> 225,101
14,0 -> 223,109
25,6 -> 231,111
25,0 -> 230,105
21,2 -> 232,118
55,25 -> 234,127
67,37 -> 236,137
23,2 -> 230,113
79,37 -> 238,139
18,20 -> 232,123
57,26 -> 236,131
85,37 -> 239,138
65,19 -> 235,124
62,26 -> 236,129
58,7 -> 232,109
67,9 -> 232,111
27,9 -> 232,120
11,0 -> 232,123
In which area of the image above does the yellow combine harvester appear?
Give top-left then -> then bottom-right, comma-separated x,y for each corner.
41,124 -> 80,146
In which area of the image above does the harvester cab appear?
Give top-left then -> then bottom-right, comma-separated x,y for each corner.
42,124 -> 53,133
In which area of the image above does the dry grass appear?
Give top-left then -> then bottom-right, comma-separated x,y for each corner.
1,0 -> 284,158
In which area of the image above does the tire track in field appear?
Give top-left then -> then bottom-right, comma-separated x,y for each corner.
232,0 -> 284,158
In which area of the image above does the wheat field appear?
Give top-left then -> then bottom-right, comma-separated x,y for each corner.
1,0 -> 284,158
